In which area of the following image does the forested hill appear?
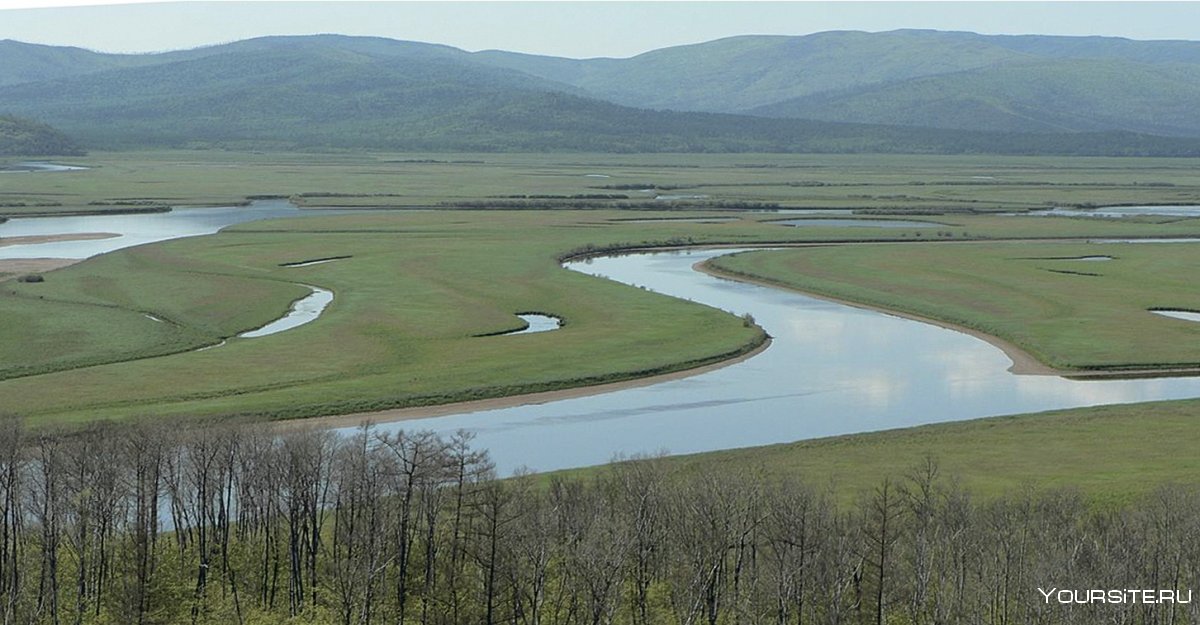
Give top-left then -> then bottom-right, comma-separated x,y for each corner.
0,115 -> 85,156
2,33 -> 1200,154
477,29 -> 1200,137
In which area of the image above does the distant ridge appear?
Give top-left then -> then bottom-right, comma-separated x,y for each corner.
0,31 -> 1198,154
477,29 -> 1200,137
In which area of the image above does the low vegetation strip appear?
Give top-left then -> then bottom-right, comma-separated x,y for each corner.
12,150 -> 1200,216
628,398 -> 1200,504
706,241 -> 1200,372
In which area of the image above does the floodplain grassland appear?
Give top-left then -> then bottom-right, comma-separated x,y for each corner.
562,397 -> 1200,505
4,150 -> 1200,215
706,241 -> 1200,372
7,150 -> 1200,425
4,210 -> 787,424
9,206 -> 1200,424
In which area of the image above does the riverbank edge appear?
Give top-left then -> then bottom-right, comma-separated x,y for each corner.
698,253 -> 1200,380
0,232 -> 120,248
284,336 -> 772,429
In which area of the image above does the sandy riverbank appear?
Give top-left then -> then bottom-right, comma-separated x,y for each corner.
0,257 -> 81,277
0,232 -> 118,248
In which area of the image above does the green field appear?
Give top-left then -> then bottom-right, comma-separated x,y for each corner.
5,150 -> 1200,215
9,151 -> 1200,424
707,241 -> 1200,371
4,211 -> 782,423
557,397 -> 1200,505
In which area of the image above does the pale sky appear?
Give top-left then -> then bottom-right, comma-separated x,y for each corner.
0,2 -> 1196,58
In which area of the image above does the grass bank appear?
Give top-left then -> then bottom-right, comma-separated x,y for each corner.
559,397 -> 1200,505
2,210 -> 790,424
707,241 -> 1200,372
10,208 -> 1200,423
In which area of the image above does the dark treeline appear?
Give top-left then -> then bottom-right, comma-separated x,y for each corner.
0,416 -> 1198,625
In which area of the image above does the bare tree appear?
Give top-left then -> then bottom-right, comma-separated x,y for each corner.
610,455 -> 668,625
0,416 -> 26,625
762,478 -> 827,625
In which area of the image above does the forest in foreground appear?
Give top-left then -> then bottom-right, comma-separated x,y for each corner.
0,417 -> 1196,625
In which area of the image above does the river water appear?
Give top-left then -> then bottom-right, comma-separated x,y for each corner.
361,248 -> 1200,474
6,205 -> 1200,474
0,200 -> 300,258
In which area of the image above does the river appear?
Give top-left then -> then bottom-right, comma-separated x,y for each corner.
362,249 -> 1200,474
5,205 -> 1200,475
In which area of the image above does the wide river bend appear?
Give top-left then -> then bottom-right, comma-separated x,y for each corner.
5,203 -> 1200,474
369,248 -> 1200,474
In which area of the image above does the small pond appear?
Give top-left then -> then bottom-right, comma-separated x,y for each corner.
508,314 -> 562,335
238,286 -> 334,338
1151,310 -> 1200,323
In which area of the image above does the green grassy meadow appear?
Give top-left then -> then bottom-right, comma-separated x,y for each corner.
4,210 -> 810,423
4,150 -> 1200,508
8,206 -> 1200,423
563,397 -> 1200,505
5,150 -> 1200,215
707,241 -> 1200,371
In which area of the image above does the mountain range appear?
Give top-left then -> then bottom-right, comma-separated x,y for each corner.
2,30 -> 1199,154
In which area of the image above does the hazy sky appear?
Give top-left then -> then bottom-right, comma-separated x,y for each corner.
0,2 -> 1197,58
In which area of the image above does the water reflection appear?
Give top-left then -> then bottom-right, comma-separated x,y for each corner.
0,161 -> 89,173
5,201 -> 1200,476
510,314 -> 561,335
238,286 -> 333,338
0,200 -> 300,259
365,249 -> 1200,475
1151,310 -> 1200,323
1030,206 -> 1200,218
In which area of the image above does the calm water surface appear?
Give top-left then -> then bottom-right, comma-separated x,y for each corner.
364,248 -> 1200,474
238,286 -> 334,338
0,161 -> 89,173
510,314 -> 562,335
0,200 -> 300,258
1152,310 -> 1200,323
7,206 -> 1200,475
1027,206 -> 1200,218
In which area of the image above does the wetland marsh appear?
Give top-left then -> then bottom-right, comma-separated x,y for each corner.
6,151 -> 1200,477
